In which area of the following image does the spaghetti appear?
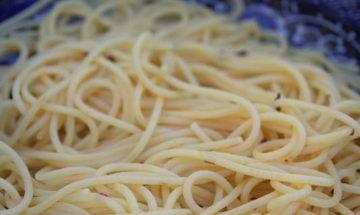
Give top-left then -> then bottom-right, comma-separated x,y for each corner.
0,0 -> 360,214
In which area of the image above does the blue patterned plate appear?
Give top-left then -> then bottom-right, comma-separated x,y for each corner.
1,0 -> 360,75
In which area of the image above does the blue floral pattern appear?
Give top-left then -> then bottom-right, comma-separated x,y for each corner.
187,0 -> 360,68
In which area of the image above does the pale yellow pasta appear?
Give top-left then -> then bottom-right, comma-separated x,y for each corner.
0,0 -> 359,214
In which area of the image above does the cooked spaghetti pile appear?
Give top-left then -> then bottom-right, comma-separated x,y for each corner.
0,0 -> 360,214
